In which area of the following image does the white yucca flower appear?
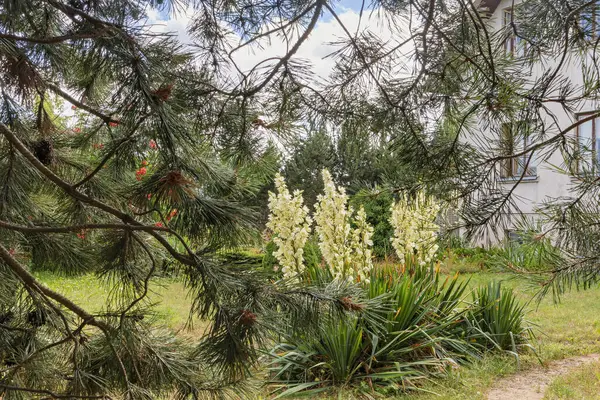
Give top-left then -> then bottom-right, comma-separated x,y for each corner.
350,206 -> 374,284
267,170 -> 375,284
314,169 -> 353,281
314,170 -> 375,283
266,173 -> 312,280
390,191 -> 440,267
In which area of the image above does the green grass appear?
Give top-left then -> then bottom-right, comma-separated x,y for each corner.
33,270 -> 600,399
545,361 -> 600,399
399,272 -> 600,400
33,271 -> 206,334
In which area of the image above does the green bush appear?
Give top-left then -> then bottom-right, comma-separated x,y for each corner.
490,232 -> 562,272
267,264 -> 536,397
262,240 -> 279,273
440,246 -> 503,272
303,237 -> 323,271
350,190 -> 394,259
268,265 -> 473,397
467,281 -> 534,353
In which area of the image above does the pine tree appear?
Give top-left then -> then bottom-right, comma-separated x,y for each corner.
3,0 -> 600,397
0,1 -> 355,398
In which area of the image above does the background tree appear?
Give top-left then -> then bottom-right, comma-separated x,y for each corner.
283,129 -> 337,210
283,120 -> 418,258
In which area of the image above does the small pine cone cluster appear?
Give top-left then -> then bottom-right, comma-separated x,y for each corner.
31,139 -> 54,165
152,84 -> 174,102
340,296 -> 365,312
239,309 -> 257,326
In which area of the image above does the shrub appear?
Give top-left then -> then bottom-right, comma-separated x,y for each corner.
440,246 -> 503,272
262,239 -> 279,273
267,265 -> 536,397
467,281 -> 534,353
491,232 -> 563,272
268,264 -> 476,397
350,189 -> 395,258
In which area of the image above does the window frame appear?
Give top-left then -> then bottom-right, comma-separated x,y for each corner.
503,8 -> 525,57
574,112 -> 600,174
499,121 -> 537,180
504,229 -> 523,245
580,0 -> 600,40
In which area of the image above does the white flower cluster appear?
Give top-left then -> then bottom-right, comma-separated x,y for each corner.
314,169 -> 354,281
266,173 -> 312,279
314,170 -> 375,282
267,170 -> 377,283
390,191 -> 440,266
350,206 -> 374,283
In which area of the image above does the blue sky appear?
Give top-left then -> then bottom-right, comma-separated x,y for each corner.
156,0 -> 369,22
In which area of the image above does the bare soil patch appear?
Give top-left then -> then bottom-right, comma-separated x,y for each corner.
487,354 -> 600,400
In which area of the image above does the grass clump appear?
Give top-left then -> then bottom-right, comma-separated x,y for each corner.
545,361 -> 600,399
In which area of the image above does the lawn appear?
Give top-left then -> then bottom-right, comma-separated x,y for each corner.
545,360 -> 600,399
34,270 -> 600,399
33,271 -> 207,335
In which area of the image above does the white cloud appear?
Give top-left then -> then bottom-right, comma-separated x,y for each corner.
146,6 -> 412,88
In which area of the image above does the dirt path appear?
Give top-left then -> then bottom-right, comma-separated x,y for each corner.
486,354 -> 600,400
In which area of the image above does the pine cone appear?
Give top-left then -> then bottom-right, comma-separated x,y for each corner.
340,296 -> 365,312
27,309 -> 47,327
152,84 -> 174,102
239,309 -> 257,326
0,310 -> 13,324
31,139 -> 54,165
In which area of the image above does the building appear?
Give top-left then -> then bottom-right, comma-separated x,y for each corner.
468,0 -> 600,246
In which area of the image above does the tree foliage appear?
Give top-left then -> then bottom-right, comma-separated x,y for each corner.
1,0 -> 600,397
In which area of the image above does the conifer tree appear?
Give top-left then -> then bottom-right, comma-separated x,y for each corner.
3,0 -> 600,397
0,1 -> 356,398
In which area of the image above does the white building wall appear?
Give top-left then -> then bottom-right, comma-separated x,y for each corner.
472,0 -> 600,245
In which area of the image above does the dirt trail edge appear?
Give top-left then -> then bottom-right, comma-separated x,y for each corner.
486,354 -> 600,400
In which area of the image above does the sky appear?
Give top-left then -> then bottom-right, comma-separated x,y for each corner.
62,1 -> 408,114
145,0 -> 405,85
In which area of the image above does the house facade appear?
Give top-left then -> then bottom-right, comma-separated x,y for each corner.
469,0 -> 600,246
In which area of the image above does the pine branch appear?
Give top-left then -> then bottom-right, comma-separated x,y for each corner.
0,384 -> 110,399
0,220 -> 170,233
45,83 -> 120,124
0,244 -> 110,331
0,122 -> 195,266
0,30 -> 110,44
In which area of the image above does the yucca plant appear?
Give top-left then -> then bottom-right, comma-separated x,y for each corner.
313,318 -> 364,384
266,316 -> 448,398
266,316 -> 365,398
467,281 -> 535,355
267,263 -> 478,397
267,264 -> 537,397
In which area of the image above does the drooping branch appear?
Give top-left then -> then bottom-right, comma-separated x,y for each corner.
45,82 -> 120,124
0,244 -> 110,331
0,220 -> 170,233
0,30 -> 110,44
0,122 -> 194,266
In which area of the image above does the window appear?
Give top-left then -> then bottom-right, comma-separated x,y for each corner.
580,0 -> 600,40
503,9 -> 525,56
575,113 -> 600,173
500,121 -> 537,179
505,230 -> 523,245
